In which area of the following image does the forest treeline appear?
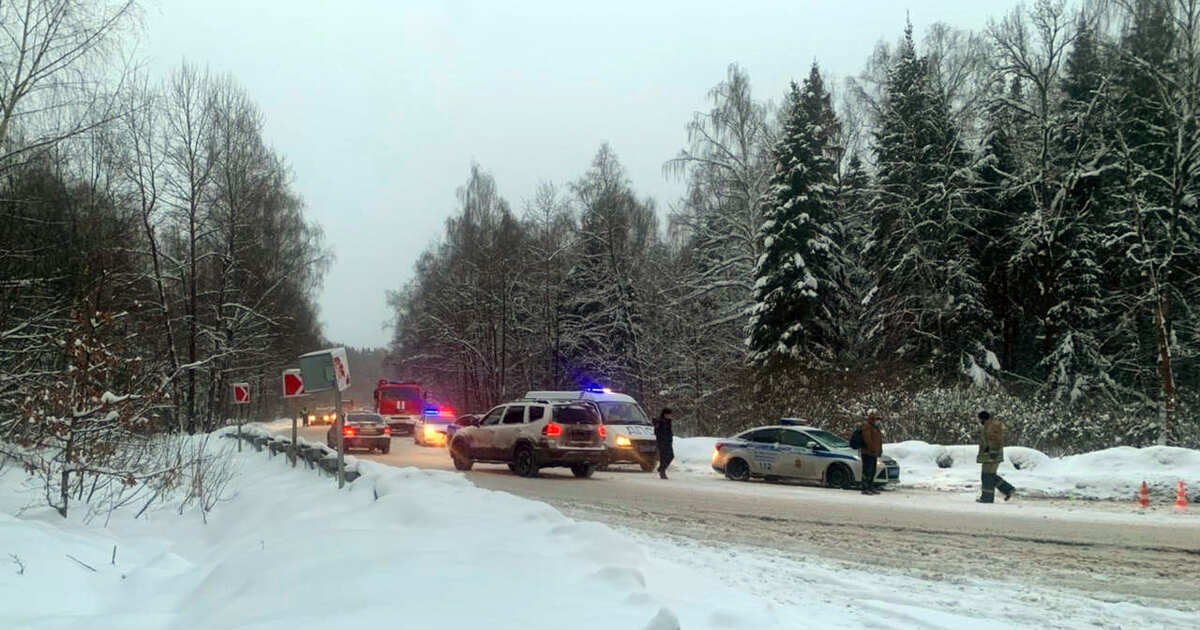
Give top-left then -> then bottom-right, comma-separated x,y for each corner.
390,0 -> 1199,452
0,1 -> 329,517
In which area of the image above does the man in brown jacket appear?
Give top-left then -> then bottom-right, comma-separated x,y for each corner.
977,411 -> 1015,503
859,411 -> 884,495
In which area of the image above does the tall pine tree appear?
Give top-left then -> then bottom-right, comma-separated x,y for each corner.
747,64 -> 845,366
867,23 -> 992,377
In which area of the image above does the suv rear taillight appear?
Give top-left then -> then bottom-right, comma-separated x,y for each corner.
597,425 -> 607,438
343,426 -> 356,437
383,426 -> 391,435
543,422 -> 563,438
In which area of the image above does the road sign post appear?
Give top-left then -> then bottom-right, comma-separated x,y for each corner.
282,369 -> 306,467
232,382 -> 251,452
298,348 -> 352,488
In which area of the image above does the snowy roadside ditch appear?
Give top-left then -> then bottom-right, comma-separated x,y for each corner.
3,427 -> 1199,629
670,437 -> 1200,503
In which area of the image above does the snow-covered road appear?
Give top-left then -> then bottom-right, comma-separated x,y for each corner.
294,426 -> 1200,604
4,428 -> 1199,629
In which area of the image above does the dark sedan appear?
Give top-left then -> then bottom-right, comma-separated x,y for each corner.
327,412 -> 392,454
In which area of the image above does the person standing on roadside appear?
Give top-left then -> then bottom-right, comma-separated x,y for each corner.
653,408 -> 675,479
858,411 -> 884,495
301,406 -> 309,427
977,411 -> 1015,503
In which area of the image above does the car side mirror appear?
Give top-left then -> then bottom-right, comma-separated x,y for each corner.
806,441 -> 822,450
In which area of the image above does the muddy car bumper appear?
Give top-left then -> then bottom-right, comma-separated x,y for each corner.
532,446 -> 607,467
607,442 -> 657,463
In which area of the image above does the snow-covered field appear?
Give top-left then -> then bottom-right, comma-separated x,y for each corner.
672,437 -> 1200,502
2,430 -> 1198,629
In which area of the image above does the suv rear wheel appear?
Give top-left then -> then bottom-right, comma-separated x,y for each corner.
571,463 -> 595,478
512,444 -> 538,477
450,440 -> 473,471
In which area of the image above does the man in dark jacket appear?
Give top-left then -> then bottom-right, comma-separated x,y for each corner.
977,411 -> 1015,503
653,408 -> 674,479
859,411 -> 884,494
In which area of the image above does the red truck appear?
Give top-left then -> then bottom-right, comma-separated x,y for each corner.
374,380 -> 425,436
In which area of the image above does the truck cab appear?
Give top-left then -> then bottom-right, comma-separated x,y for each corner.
373,380 -> 424,436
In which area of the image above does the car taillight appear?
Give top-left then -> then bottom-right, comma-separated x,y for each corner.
597,425 -> 607,438
343,426 -> 356,437
383,427 -> 391,435
543,422 -> 563,438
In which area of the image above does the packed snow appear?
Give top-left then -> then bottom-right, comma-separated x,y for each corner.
671,437 -> 1200,503
2,430 -> 1199,629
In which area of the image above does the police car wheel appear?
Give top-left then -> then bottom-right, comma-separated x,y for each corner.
725,458 -> 751,481
826,463 -> 852,489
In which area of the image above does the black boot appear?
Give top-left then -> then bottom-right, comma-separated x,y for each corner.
976,491 -> 995,503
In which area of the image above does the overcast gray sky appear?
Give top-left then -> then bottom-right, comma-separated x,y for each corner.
142,1 -> 1020,349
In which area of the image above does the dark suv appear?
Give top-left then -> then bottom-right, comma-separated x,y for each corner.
447,400 -> 607,477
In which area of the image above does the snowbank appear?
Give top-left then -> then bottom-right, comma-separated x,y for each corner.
670,436 -> 720,474
0,435 -> 773,629
889,440 -> 1200,501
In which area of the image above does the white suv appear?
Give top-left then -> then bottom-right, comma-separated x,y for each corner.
525,390 -> 658,471
448,399 -> 607,477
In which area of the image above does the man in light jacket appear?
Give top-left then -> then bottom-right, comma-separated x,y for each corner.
977,411 -> 1016,503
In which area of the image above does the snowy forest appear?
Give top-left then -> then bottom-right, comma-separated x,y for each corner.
0,1 -> 329,516
389,0 -> 1200,452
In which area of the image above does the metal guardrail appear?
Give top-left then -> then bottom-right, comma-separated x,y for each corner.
229,428 -> 360,485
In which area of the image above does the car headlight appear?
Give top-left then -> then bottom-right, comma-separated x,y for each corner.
308,415 -> 315,421
424,425 -> 439,437
616,435 -> 631,447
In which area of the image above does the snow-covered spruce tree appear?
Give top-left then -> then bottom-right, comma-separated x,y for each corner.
969,76 -> 1034,377
747,64 -> 847,367
1105,0 -> 1200,445
1033,11 -> 1115,406
561,144 -> 658,398
866,23 -> 993,378
985,4 -> 1116,405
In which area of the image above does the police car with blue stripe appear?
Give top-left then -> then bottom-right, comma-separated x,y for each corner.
711,419 -> 899,489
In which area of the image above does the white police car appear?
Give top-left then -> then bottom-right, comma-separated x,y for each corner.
523,388 -> 659,471
710,420 -> 899,489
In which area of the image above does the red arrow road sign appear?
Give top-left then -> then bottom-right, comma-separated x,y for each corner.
232,382 -> 251,404
282,369 -> 305,398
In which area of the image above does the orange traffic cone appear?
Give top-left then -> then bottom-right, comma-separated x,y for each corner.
1174,481 -> 1189,512
1138,481 -> 1151,509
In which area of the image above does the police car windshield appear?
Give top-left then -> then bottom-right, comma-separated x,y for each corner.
807,429 -> 850,449
595,401 -> 650,425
